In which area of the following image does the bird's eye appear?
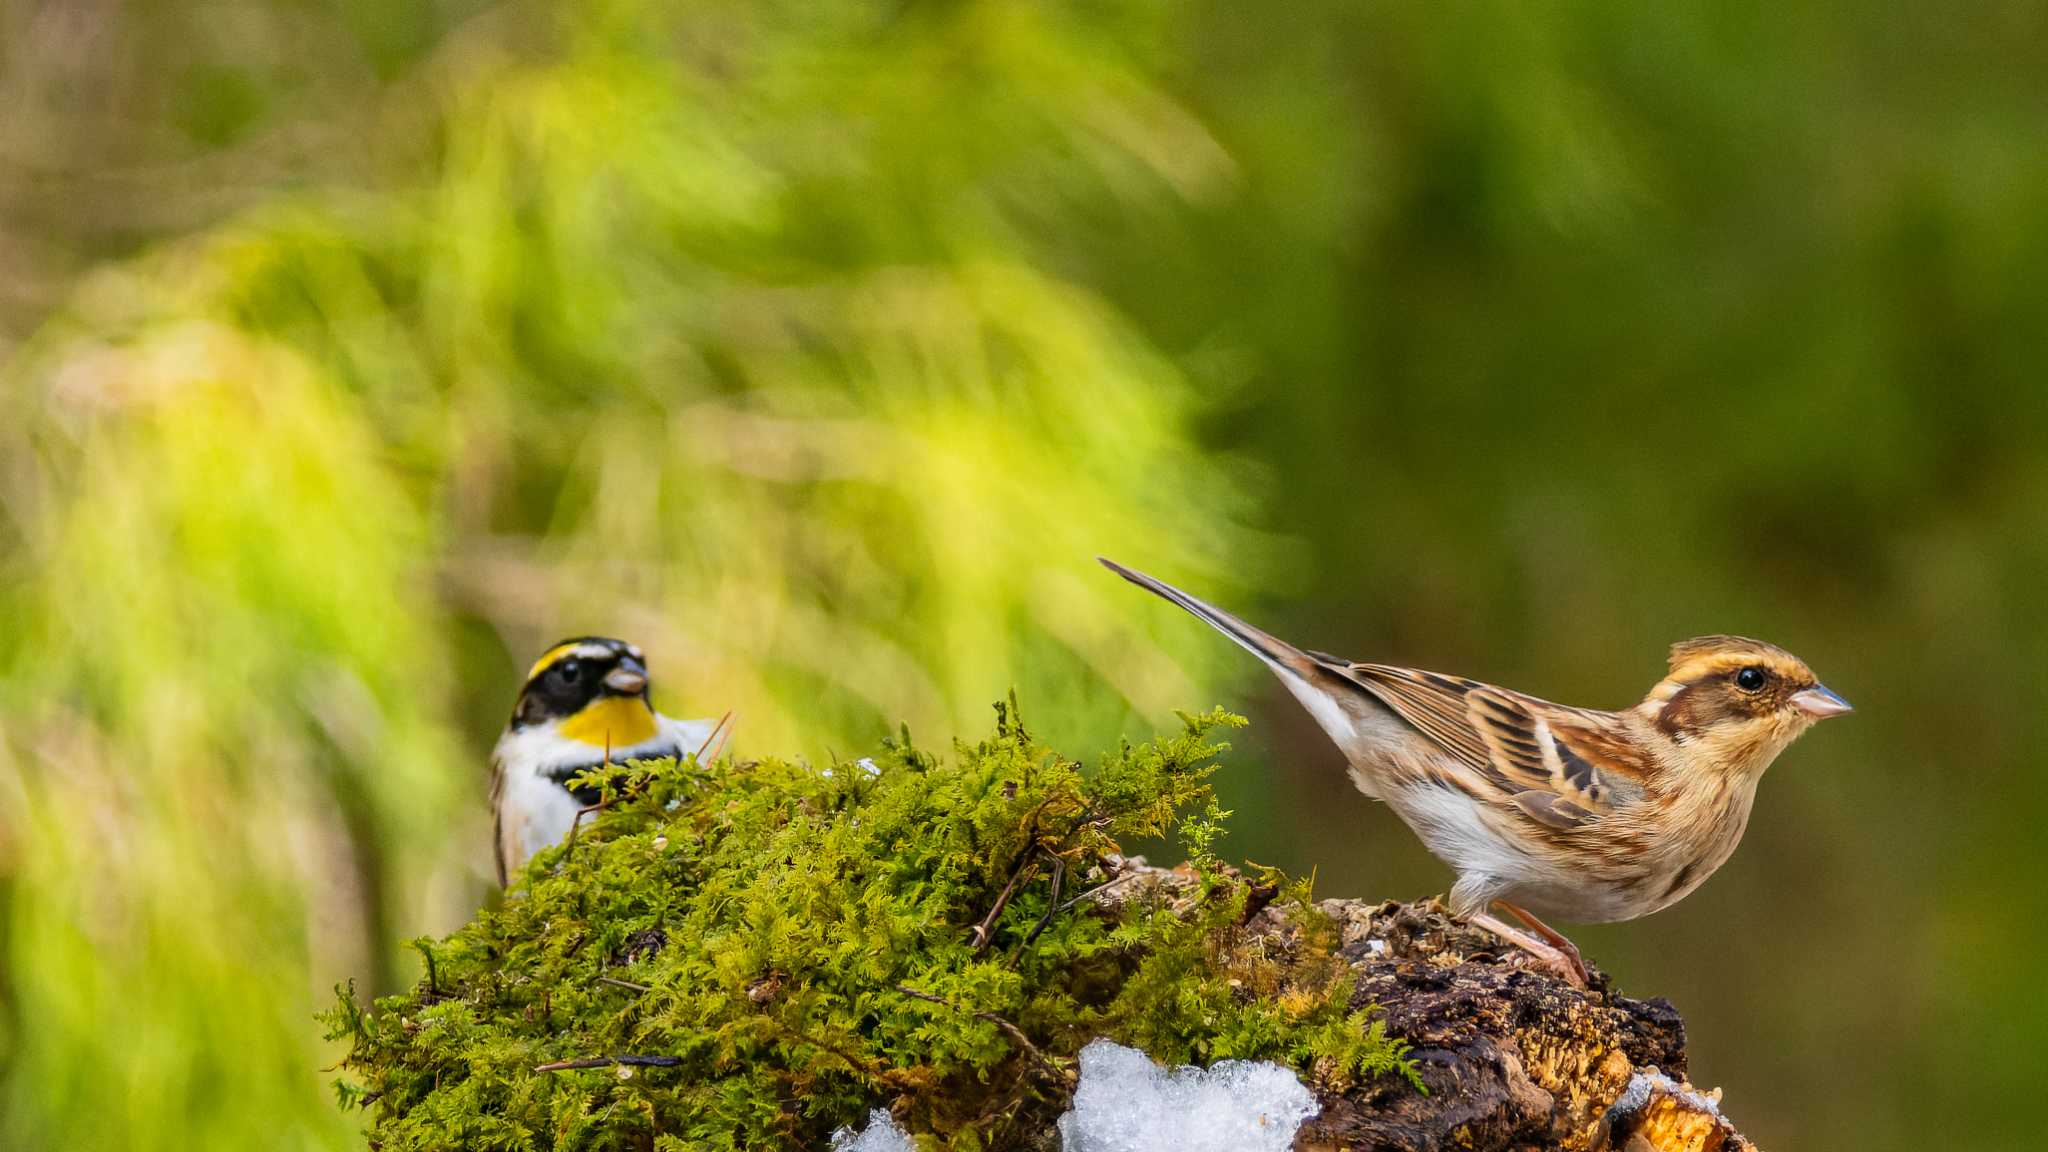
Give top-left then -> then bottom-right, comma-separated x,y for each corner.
1735,666 -> 1767,692
556,660 -> 583,685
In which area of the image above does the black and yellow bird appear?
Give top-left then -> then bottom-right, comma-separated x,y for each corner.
490,637 -> 728,884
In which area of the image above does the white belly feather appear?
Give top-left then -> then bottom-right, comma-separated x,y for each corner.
1384,778 -> 1639,923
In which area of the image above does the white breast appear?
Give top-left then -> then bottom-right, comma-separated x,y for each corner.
494,714 -> 725,879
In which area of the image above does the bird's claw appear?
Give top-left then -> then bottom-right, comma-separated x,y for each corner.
1469,907 -> 1591,989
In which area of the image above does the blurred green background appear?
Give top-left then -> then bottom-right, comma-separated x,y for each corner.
2,1 -> 2044,1147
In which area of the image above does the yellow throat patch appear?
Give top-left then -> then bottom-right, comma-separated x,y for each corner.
558,696 -> 660,749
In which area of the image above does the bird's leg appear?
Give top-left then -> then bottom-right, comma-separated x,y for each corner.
1498,900 -> 1589,979
1468,903 -> 1590,988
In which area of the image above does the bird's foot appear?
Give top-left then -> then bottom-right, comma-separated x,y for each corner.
1499,900 -> 1591,983
1469,907 -> 1591,988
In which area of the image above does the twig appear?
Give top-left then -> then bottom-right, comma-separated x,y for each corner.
694,710 -> 734,763
1006,800 -> 1118,963
534,1054 -> 682,1072
1012,851 -> 1067,960
1056,800 -> 1101,847
969,859 -> 1035,952
970,795 -> 1097,953
767,1020 -> 885,1077
597,976 -> 649,994
895,984 -> 1069,1084
970,799 -> 1055,950
1045,867 -> 1143,919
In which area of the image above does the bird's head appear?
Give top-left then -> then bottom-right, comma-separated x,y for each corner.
1640,635 -> 1851,775
510,636 -> 659,747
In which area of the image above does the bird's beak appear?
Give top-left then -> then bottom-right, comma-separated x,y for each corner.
604,659 -> 648,696
1790,684 -> 1853,718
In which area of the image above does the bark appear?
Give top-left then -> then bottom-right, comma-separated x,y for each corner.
1110,864 -> 1757,1152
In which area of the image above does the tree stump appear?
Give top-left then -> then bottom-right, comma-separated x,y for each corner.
1107,864 -> 1756,1152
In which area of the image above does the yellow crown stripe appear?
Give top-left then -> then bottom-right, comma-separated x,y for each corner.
526,643 -> 583,682
527,642 -> 616,683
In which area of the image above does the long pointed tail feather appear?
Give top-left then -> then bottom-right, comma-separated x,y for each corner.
1101,557 -> 1404,799
1097,557 -> 1322,682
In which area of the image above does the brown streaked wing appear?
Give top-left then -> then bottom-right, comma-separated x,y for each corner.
1339,663 -> 1633,828
1338,664 -> 1495,780
489,754 -> 509,886
1541,717 -> 1652,798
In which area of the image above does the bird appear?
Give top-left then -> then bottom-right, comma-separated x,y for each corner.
490,637 -> 730,885
1099,558 -> 1851,986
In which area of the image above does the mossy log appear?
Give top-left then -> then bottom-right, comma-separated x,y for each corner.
326,708 -> 1755,1151
1101,862 -> 1755,1152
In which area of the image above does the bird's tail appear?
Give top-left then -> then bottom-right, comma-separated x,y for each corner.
1098,557 -> 1323,683
1103,557 -> 1396,797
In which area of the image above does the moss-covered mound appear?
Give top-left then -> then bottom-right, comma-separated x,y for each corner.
324,702 -> 1416,1150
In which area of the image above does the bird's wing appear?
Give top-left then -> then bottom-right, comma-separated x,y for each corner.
1339,663 -> 1644,828
488,749 -> 510,886
660,713 -> 733,761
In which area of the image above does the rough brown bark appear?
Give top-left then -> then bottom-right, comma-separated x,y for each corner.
1107,864 -> 1757,1152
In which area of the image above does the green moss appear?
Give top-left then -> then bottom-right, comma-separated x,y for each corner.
324,701 -> 1416,1149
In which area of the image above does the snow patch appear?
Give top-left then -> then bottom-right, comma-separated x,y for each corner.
830,1109 -> 916,1152
1607,1068 -> 1727,1122
1055,1039 -> 1318,1152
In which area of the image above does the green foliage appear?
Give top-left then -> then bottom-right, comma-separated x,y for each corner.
0,6 -> 1258,1150
325,704 -> 1413,1149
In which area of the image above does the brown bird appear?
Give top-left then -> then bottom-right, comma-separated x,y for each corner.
1101,558 -> 1851,985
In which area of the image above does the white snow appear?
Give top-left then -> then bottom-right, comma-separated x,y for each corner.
830,1109 -> 916,1152
1055,1039 -> 1318,1152
820,757 -> 882,781
1609,1069 -> 1727,1121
